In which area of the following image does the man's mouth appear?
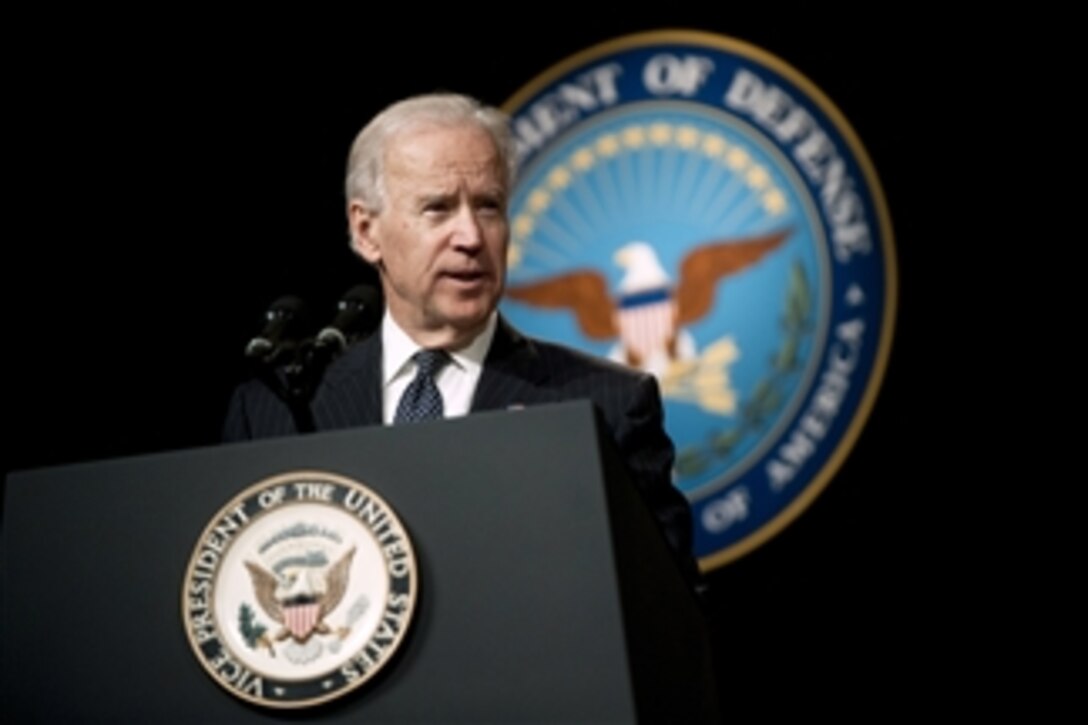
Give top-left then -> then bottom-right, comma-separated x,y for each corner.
443,269 -> 488,283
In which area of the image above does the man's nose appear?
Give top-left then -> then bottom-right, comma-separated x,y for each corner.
451,205 -> 484,249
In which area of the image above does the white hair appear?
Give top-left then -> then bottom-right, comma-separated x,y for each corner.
345,92 -> 515,213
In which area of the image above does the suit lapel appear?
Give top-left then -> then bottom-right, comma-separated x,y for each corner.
471,317 -> 548,413
315,333 -> 384,428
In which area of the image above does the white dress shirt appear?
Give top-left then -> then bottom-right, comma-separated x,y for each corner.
380,312 -> 497,424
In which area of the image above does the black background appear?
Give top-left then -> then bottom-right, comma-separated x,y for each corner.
7,14 -> 948,715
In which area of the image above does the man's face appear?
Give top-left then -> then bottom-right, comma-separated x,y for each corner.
350,123 -> 509,348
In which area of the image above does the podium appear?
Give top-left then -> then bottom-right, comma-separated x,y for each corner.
3,401 -> 719,722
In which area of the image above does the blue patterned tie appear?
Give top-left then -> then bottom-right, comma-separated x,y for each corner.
394,349 -> 450,424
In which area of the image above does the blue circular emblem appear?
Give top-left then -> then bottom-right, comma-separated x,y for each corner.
500,30 -> 896,570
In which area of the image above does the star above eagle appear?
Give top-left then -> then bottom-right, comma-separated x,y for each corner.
505,229 -> 791,376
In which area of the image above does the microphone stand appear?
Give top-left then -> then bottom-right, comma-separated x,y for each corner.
277,339 -> 343,434
247,341 -> 323,435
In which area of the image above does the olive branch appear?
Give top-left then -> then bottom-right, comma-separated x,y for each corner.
676,260 -> 813,480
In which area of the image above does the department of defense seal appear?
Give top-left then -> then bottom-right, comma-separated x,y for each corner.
181,470 -> 418,708
499,30 -> 896,571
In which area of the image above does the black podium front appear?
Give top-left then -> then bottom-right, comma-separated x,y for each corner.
3,401 -> 718,722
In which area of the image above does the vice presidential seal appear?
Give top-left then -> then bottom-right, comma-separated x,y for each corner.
500,31 -> 896,570
182,470 -> 417,708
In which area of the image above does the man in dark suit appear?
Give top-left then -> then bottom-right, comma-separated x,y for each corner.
224,92 -> 694,576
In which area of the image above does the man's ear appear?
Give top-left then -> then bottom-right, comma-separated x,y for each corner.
348,200 -> 381,265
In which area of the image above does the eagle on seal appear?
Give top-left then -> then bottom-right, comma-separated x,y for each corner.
244,547 -> 356,644
505,229 -> 790,377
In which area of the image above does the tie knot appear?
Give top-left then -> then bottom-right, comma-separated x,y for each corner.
412,348 -> 450,378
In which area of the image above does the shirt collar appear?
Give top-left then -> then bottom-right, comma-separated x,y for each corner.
381,311 -> 497,386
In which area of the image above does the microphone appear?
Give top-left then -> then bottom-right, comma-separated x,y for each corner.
274,285 -> 380,417
314,284 -> 382,352
244,295 -> 310,363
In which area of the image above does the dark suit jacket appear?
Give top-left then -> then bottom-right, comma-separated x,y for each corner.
223,317 -> 694,568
